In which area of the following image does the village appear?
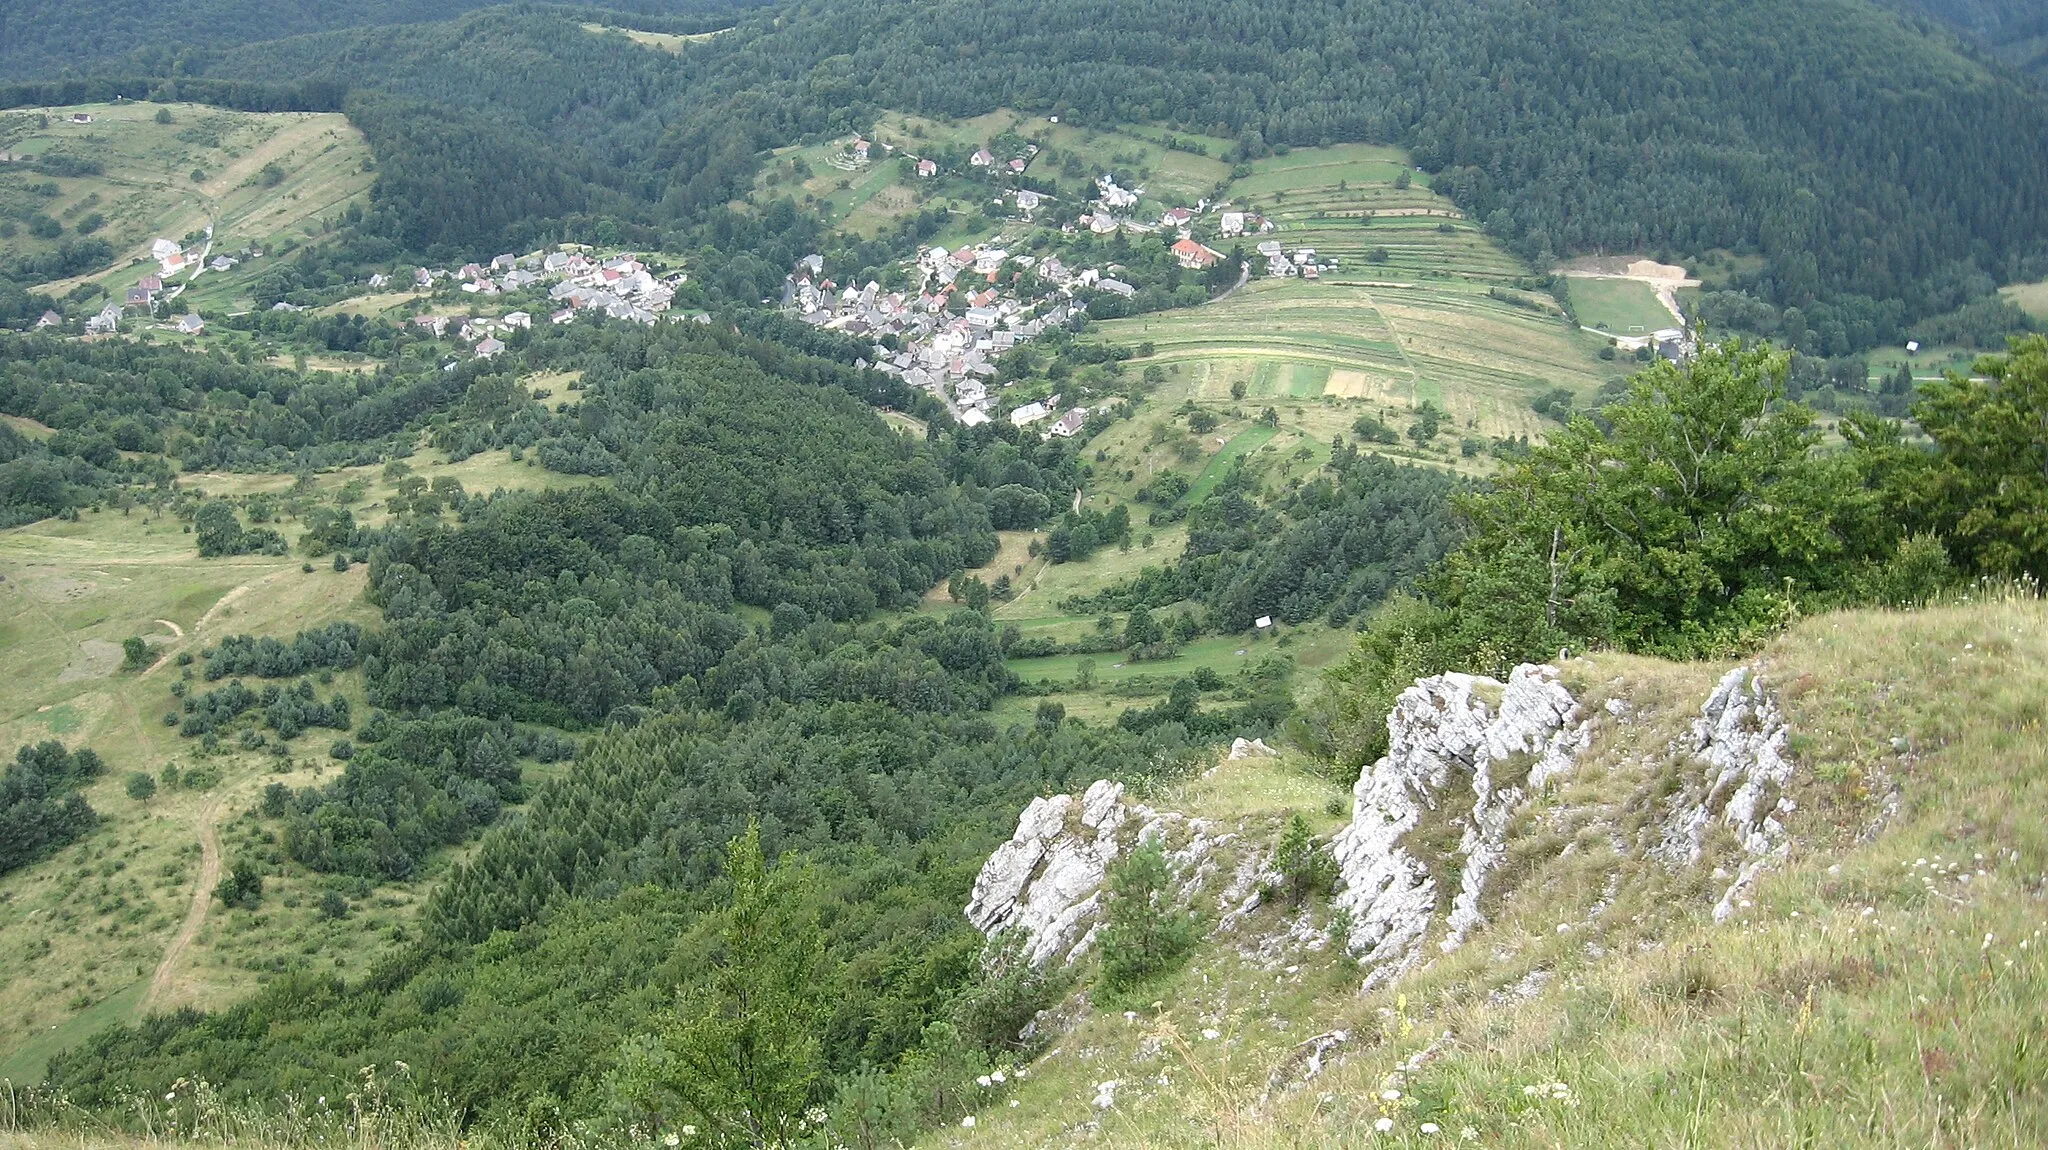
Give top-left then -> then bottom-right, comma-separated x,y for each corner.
780,130 -> 1339,436
61,234 -> 698,363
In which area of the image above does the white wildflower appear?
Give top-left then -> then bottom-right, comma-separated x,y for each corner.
1461,1127 -> 1479,1141
1201,1028 -> 1221,1041
664,1135 -> 680,1148
990,1070 -> 1006,1084
961,1114 -> 976,1128
976,1075 -> 993,1088
1375,1116 -> 1394,1132
1421,1122 -> 1441,1134
1381,1089 -> 1402,1102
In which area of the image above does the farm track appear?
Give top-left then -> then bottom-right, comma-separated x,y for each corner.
142,795 -> 223,1013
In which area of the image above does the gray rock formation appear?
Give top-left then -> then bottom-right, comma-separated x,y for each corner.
1652,665 -> 1795,921
1328,664 -> 1590,986
966,779 -> 1141,965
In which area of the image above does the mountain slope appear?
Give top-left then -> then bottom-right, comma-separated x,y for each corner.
187,0 -> 2048,345
936,593 -> 2048,1146
1892,0 -> 2048,79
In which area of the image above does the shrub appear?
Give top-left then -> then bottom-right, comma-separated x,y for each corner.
1096,840 -> 1199,992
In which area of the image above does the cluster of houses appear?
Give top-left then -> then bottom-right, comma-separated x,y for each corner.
1254,240 -> 1335,280
401,250 -> 680,327
783,236 -> 1146,433
396,249 -> 692,355
409,309 -> 531,359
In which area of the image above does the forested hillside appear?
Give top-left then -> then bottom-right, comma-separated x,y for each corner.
1892,0 -> 2048,79
0,0 -> 752,81
163,0 -> 2048,350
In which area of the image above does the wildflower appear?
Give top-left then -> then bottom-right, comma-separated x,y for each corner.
961,1115 -> 977,1128
1381,1089 -> 1402,1102
1421,1122 -> 1441,1134
1375,1117 -> 1394,1132
680,1126 -> 696,1138
1202,1028 -> 1221,1040
165,1092 -> 177,1102
1009,1100 -> 1020,1108
990,1070 -> 1006,1084
1522,1085 -> 1540,1097
977,1075 -> 993,1088
664,1135 -> 680,1148
1461,1127 -> 1479,1141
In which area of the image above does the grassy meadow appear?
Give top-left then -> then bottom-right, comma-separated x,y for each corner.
1567,276 -> 1678,336
0,102 -> 373,306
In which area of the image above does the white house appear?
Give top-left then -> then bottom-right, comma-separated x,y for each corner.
1009,400 -> 1052,427
1048,408 -> 1089,438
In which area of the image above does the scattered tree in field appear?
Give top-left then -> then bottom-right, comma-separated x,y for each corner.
121,636 -> 155,671
125,771 -> 157,804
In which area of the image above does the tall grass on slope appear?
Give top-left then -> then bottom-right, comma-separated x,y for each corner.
1241,591 -> 2048,1147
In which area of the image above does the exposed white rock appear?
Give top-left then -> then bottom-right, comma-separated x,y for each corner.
1228,736 -> 1279,759
1650,666 -> 1796,920
965,779 -> 1143,965
1328,664 -> 1589,986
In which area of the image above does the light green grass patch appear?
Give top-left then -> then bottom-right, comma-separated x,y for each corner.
1568,277 -> 1677,335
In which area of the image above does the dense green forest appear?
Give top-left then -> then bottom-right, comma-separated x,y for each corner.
1066,451 -> 1460,633
146,0 -> 2048,349
1891,0 -> 2048,79
0,1 -> 756,82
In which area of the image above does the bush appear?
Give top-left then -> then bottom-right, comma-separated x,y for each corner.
329,739 -> 355,760
953,931 -> 1073,1054
124,772 -> 157,803
1096,840 -> 1199,992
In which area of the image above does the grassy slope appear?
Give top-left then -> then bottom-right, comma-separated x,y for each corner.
0,446 -> 588,1083
0,101 -> 371,301
926,595 -> 2048,1147
1100,143 -> 1615,458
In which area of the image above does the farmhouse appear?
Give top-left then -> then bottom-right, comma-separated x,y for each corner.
86,304 -> 121,334
1219,211 -> 1246,237
474,337 -> 506,359
1015,189 -> 1042,213
36,310 -> 61,329
173,313 -> 204,335
917,158 -> 938,178
1048,408 -> 1089,438
1171,238 -> 1223,270
1096,278 -> 1137,298
971,148 -> 995,167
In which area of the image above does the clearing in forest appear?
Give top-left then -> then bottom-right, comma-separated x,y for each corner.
0,101 -> 373,296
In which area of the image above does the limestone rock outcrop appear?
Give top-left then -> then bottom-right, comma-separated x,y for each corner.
1652,666 -> 1795,921
966,779 -> 1140,966
1329,664 -> 1590,986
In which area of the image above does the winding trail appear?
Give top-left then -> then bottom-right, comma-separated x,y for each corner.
144,573 -> 278,674
142,795 -> 223,1014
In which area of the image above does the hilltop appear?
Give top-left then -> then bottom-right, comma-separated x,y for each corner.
3,596 -> 2043,1148
922,593 -> 2048,1146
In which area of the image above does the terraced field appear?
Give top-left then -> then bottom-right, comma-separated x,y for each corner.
1099,143 -> 1613,450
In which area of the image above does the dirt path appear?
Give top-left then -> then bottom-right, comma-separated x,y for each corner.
155,619 -> 184,638
145,573 -> 278,674
142,795 -> 223,1013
